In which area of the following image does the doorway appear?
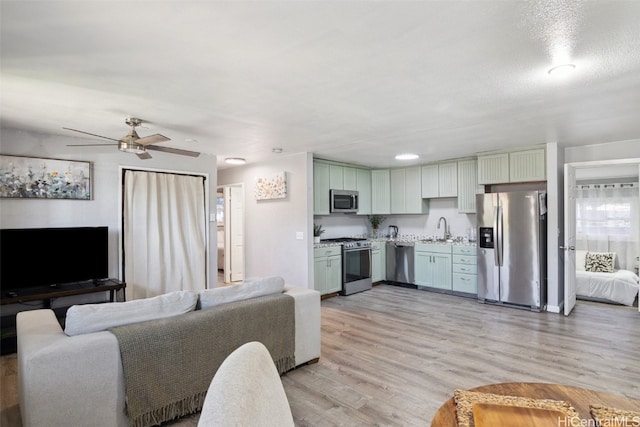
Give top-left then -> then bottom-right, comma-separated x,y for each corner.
121,168 -> 208,299
216,183 -> 245,285
563,159 -> 640,315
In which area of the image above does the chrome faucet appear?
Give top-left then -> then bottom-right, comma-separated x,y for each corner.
437,217 -> 451,240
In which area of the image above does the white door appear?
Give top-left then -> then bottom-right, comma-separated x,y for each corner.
563,164 -> 577,315
225,184 -> 245,283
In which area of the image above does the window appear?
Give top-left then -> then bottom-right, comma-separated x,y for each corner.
575,183 -> 638,238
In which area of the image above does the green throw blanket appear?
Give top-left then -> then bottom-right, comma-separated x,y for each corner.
110,293 -> 295,427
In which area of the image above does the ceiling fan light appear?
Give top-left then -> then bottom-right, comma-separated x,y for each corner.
225,157 -> 246,165
119,141 -> 146,154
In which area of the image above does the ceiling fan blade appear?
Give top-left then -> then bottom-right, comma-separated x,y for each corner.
66,143 -> 118,147
137,152 -> 152,160
63,127 -> 120,142
136,134 -> 170,146
147,145 -> 200,157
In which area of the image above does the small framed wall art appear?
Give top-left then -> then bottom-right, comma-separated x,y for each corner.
254,171 -> 287,200
0,154 -> 92,200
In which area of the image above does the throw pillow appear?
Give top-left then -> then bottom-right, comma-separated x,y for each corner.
64,290 -> 198,336
199,276 -> 285,309
585,251 -> 616,273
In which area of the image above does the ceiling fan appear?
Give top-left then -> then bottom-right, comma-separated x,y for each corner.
64,117 -> 200,159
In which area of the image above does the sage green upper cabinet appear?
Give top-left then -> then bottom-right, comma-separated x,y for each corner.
457,159 -> 478,213
343,167 -> 357,191
356,168 -> 372,215
329,165 -> 344,190
371,169 -> 391,214
390,167 -> 428,214
509,148 -> 546,182
313,161 -> 330,215
390,169 -> 406,214
421,162 -> 457,198
477,153 -> 509,184
478,147 -> 546,184
438,162 -> 458,197
420,164 -> 439,198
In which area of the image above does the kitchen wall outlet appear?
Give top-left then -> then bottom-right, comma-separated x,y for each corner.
209,213 -> 216,222
296,232 -> 304,240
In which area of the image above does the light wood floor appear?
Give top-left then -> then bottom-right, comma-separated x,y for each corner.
283,285 -> 640,426
2,284 -> 638,426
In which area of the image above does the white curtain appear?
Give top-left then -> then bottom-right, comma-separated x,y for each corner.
575,182 -> 639,271
123,170 -> 207,300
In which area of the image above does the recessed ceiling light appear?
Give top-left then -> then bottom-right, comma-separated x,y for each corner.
185,138 -> 198,143
272,148 -> 283,154
395,153 -> 419,161
225,157 -> 246,165
548,64 -> 576,75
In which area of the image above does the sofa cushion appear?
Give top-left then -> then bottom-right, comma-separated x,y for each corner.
199,276 -> 285,309
64,290 -> 198,336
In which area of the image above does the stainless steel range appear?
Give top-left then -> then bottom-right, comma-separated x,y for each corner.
320,238 -> 372,295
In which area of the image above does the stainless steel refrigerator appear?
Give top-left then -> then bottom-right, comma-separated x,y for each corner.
476,191 -> 547,311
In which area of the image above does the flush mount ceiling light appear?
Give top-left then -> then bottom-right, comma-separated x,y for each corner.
225,157 -> 246,165
272,148 -> 283,154
395,153 -> 419,161
548,63 -> 576,75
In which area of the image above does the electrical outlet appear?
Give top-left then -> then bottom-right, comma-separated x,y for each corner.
296,232 -> 304,240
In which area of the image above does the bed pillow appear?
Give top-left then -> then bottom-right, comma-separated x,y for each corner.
64,290 -> 198,336
575,250 -> 587,271
585,252 -> 616,273
199,276 -> 285,309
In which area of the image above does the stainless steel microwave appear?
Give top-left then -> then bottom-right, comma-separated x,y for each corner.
330,189 -> 359,213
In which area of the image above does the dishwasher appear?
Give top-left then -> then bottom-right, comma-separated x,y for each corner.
386,241 -> 415,284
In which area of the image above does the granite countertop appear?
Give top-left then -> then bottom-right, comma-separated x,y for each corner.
314,239 -> 477,248
313,242 -> 343,248
371,238 -> 477,247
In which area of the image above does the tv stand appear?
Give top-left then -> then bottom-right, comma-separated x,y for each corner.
0,279 -> 126,354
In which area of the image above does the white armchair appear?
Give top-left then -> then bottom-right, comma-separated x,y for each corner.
198,341 -> 294,426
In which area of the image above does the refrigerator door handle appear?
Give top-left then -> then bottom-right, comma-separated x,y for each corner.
496,205 -> 503,267
493,206 -> 500,267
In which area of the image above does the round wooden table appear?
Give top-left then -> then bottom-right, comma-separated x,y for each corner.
431,382 -> 640,426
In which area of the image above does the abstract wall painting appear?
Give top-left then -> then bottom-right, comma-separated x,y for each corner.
254,171 -> 287,200
0,155 -> 92,200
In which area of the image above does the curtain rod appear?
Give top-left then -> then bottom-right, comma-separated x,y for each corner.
577,182 -> 638,190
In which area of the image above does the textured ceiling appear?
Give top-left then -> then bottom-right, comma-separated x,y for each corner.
1,1 -> 639,169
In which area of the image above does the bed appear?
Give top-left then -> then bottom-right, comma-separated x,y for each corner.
575,250 -> 639,306
576,269 -> 639,306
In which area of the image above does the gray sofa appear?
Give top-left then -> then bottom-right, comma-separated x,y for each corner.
16,285 -> 320,427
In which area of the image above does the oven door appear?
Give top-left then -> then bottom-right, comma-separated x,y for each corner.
342,247 -> 372,295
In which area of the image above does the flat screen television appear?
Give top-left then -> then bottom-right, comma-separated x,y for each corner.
1,226 -> 109,293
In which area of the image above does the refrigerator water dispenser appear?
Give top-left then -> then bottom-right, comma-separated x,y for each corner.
479,227 -> 494,248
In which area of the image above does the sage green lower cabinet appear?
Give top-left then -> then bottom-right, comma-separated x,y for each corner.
452,246 -> 477,294
314,246 -> 342,295
414,243 -> 452,290
371,241 -> 386,283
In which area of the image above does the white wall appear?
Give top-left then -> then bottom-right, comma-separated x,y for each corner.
565,139 -> 640,163
0,127 -> 218,292
217,152 -> 313,288
546,142 -> 563,313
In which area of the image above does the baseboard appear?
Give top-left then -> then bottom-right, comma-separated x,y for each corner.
547,304 -> 563,313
